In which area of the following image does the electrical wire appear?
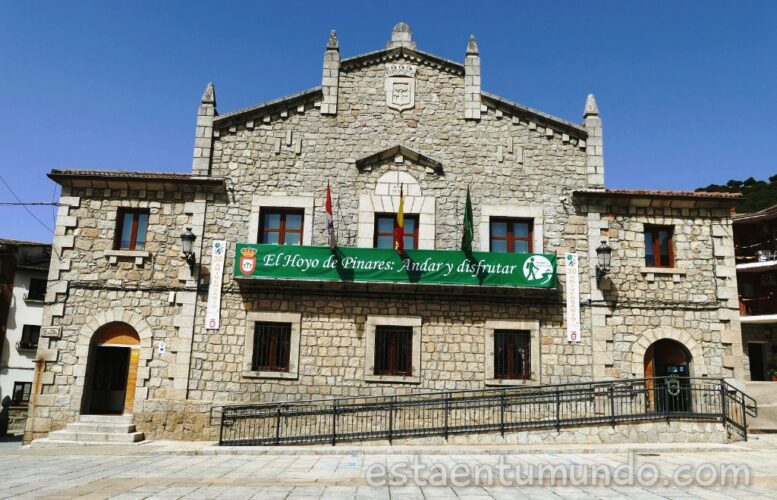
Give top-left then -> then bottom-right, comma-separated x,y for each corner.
0,175 -> 54,232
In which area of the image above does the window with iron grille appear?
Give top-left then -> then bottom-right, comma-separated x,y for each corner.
494,329 -> 531,379
374,325 -> 413,376
115,209 -> 150,250
20,325 -> 40,349
260,209 -> 304,245
252,322 -> 292,372
12,381 -> 32,405
489,218 -> 533,253
374,213 -> 419,250
644,225 -> 674,267
27,278 -> 46,301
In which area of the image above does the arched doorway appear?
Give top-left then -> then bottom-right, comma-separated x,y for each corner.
644,339 -> 693,413
82,322 -> 140,415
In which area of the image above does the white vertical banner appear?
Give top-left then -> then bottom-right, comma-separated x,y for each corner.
205,240 -> 227,330
565,252 -> 581,342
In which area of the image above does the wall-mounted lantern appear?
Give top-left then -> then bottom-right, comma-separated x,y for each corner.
596,240 -> 612,286
180,227 -> 197,272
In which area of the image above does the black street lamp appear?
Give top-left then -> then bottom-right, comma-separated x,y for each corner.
596,240 -> 612,285
180,227 -> 197,271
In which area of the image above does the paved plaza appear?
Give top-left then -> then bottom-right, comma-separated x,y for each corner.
1,436 -> 777,499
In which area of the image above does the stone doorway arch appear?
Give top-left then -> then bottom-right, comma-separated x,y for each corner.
643,338 -> 694,413
81,322 -> 140,415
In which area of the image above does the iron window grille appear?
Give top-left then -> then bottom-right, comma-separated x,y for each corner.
374,325 -> 413,376
260,209 -> 304,245
19,325 -> 40,350
115,209 -> 150,250
644,225 -> 675,267
252,322 -> 292,372
494,329 -> 531,380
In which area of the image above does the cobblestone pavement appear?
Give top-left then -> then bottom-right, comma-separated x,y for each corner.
2,438 -> 777,499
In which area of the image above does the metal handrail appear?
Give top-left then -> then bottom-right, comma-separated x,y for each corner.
215,377 -> 757,446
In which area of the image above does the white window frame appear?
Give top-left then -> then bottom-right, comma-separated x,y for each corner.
364,315 -> 422,384
249,194 -> 314,245
484,319 -> 541,386
480,206 -> 543,253
242,311 -> 301,380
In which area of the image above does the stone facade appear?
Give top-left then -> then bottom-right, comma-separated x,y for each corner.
24,23 -> 745,443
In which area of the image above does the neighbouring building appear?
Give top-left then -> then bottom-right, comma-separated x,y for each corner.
733,204 -> 777,381
25,24 -> 747,443
0,239 -> 50,434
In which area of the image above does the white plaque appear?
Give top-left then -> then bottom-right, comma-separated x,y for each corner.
565,252 -> 581,342
205,240 -> 227,330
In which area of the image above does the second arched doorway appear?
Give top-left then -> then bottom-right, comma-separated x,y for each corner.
644,338 -> 693,413
81,322 -> 141,415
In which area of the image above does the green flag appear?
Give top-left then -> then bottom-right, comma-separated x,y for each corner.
461,187 -> 474,252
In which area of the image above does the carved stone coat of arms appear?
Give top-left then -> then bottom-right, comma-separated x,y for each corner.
385,63 -> 417,111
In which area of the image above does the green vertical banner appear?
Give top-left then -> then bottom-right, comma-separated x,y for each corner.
236,244 -> 557,289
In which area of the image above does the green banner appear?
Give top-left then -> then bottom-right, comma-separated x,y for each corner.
235,244 -> 557,289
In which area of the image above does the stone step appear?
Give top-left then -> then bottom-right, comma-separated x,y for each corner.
47,430 -> 145,443
64,422 -> 137,434
77,414 -> 134,424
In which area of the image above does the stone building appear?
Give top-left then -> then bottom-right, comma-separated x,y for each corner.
25,24 -> 746,443
0,239 -> 50,434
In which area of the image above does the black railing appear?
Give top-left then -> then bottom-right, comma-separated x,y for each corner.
215,377 -> 757,446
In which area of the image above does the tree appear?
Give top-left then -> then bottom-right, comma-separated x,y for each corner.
697,174 -> 777,213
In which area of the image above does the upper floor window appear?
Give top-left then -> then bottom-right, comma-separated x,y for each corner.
644,225 -> 674,267
115,209 -> 149,250
374,213 -> 419,250
490,218 -> 533,253
19,325 -> 40,349
251,322 -> 291,372
260,209 -> 303,245
493,329 -> 531,380
27,278 -> 46,301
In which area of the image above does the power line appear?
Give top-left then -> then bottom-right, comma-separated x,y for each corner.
0,202 -> 61,206
0,175 -> 54,233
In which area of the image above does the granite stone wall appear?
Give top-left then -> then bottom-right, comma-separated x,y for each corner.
23,29 -> 744,444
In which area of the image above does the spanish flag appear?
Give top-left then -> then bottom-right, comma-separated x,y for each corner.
394,185 -> 404,253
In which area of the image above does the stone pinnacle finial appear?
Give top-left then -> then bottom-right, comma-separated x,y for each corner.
584,93 -> 599,117
467,35 -> 479,55
387,22 -> 416,49
327,30 -> 339,50
201,82 -> 216,106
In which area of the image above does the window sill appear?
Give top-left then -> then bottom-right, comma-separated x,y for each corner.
365,374 -> 421,384
16,342 -> 38,351
485,378 -> 538,387
105,249 -> 150,266
639,266 -> 686,283
242,370 -> 298,380
23,295 -> 45,304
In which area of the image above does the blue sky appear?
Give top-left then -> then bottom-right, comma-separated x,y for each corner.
1,1 -> 776,242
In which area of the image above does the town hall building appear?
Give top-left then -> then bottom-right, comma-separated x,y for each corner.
24,24 -> 747,443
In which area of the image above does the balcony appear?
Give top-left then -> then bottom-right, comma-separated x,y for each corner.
739,296 -> 777,323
